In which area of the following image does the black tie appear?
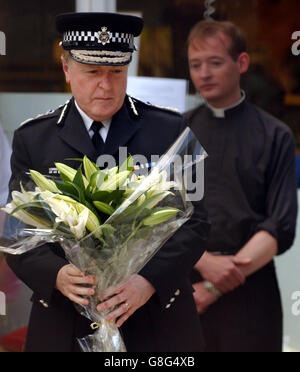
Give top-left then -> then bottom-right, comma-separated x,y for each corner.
91,121 -> 105,156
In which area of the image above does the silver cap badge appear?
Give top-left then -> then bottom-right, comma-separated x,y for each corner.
98,27 -> 111,45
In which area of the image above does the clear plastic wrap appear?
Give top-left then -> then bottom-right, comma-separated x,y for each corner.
0,127 -> 207,352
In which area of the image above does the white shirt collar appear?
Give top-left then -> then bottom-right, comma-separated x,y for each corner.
206,91 -> 246,118
74,100 -> 111,141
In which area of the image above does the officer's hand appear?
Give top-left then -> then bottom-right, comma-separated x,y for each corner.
56,264 -> 97,306
97,274 -> 156,327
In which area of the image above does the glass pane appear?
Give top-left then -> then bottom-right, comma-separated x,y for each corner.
117,0 -> 300,147
0,0 -> 75,92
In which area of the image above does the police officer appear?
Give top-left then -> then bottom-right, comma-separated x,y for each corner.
6,12 -> 210,352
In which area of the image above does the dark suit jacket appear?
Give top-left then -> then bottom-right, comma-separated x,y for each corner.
6,96 -> 210,352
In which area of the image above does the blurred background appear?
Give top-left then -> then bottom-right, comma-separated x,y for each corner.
0,0 -> 299,352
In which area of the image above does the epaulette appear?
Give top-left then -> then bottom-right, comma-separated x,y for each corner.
127,95 -> 181,117
19,100 -> 70,128
56,99 -> 72,126
19,106 -> 61,127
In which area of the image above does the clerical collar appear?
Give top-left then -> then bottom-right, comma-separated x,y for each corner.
206,91 -> 246,118
74,100 -> 112,131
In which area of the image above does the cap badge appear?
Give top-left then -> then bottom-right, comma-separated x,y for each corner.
98,27 -> 111,45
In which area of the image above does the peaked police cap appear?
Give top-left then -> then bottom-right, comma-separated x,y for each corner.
55,12 -> 144,66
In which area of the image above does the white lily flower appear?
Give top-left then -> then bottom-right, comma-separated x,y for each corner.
11,189 -> 39,205
1,203 -> 49,229
8,187 -> 50,228
40,190 -> 101,239
54,201 -> 89,240
44,196 -> 87,239
70,208 -> 89,240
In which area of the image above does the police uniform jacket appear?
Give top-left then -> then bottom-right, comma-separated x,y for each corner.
7,96 -> 210,352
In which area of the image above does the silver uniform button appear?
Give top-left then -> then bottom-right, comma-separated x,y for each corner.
165,303 -> 171,309
170,297 -> 176,303
39,299 -> 49,308
174,289 -> 180,296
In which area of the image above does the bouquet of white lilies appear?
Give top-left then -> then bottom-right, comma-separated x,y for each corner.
3,156 -> 179,241
0,127 -> 206,352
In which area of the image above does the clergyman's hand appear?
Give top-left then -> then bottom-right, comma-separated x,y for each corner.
97,274 -> 156,327
56,264 -> 97,306
195,252 -> 251,293
192,281 -> 219,314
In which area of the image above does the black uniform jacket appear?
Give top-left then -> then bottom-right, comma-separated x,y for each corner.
6,96 -> 210,352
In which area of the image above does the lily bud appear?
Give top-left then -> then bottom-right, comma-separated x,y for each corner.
75,203 -> 101,234
83,156 -> 99,182
143,208 -> 180,226
99,171 -> 131,191
93,201 -> 115,216
30,170 -> 61,193
55,162 -> 89,188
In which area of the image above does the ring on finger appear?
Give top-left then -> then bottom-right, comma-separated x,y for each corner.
124,302 -> 131,310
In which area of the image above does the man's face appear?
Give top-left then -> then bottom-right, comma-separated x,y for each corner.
62,57 -> 128,121
188,33 -> 248,108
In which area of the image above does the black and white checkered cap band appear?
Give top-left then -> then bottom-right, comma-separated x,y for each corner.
63,30 -> 135,49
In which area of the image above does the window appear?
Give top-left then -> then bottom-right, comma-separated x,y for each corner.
0,0 -> 75,92
117,0 -> 300,148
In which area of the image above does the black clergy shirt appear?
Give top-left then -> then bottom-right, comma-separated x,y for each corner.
184,99 -> 298,258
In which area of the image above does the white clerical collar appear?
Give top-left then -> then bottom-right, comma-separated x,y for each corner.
74,100 -> 111,141
206,91 -> 246,118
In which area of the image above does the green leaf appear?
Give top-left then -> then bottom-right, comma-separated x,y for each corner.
91,190 -> 125,204
64,158 -> 84,162
54,181 -> 80,201
73,165 -> 86,191
83,200 -> 101,221
53,222 -> 73,235
100,224 -> 116,235
71,180 -> 86,205
10,201 -> 50,216
10,201 -> 54,226
133,226 -> 153,240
